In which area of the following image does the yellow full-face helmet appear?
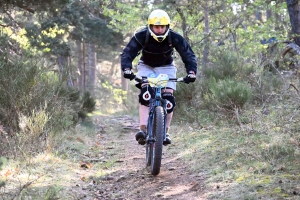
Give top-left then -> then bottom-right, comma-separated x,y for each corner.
147,9 -> 170,42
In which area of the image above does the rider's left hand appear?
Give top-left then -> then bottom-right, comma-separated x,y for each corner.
184,71 -> 196,84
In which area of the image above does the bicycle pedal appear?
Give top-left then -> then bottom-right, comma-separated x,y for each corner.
138,139 -> 146,145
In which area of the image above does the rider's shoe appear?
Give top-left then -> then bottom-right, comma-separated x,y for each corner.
163,134 -> 171,145
135,130 -> 146,145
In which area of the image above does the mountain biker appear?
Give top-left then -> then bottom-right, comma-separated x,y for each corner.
121,9 -> 197,145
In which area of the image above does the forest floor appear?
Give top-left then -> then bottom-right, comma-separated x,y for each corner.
0,114 -> 209,200
1,112 -> 300,199
64,114 -> 208,200
79,114 -> 209,200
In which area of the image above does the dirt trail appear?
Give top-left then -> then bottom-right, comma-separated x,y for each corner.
86,115 -> 207,200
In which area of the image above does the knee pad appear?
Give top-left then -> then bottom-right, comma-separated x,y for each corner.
138,85 -> 154,106
162,92 -> 176,113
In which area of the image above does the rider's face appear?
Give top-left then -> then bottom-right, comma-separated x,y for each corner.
151,25 -> 167,35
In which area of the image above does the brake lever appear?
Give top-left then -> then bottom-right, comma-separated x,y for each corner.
134,75 -> 148,83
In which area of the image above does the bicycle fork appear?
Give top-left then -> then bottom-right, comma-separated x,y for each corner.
146,86 -> 169,144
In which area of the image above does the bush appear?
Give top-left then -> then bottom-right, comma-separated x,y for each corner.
74,91 -> 96,122
0,53 -> 85,156
203,49 -> 255,81
203,77 -> 252,112
81,91 -> 96,113
249,70 -> 284,103
203,50 -> 240,80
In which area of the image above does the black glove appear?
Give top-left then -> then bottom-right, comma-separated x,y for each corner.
123,69 -> 135,80
184,73 -> 196,84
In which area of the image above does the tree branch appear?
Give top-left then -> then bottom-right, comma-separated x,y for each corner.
5,11 -> 21,28
0,23 -> 9,27
15,4 -> 35,13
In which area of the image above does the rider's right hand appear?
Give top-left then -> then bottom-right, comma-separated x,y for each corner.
123,69 -> 135,80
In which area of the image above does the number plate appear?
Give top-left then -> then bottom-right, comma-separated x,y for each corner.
147,73 -> 169,88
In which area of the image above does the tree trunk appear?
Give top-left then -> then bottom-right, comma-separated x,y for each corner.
201,2 -> 210,74
82,42 -> 86,92
77,41 -> 84,92
67,56 -> 75,87
255,7 -> 263,22
286,0 -> 300,46
266,5 -> 272,20
175,6 -> 189,43
88,44 -> 96,93
57,55 -> 66,77
121,73 -> 128,91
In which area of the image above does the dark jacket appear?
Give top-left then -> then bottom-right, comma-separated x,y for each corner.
121,27 -> 197,74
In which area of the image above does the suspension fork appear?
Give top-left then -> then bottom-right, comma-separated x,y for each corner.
147,98 -> 155,143
162,99 -> 168,140
155,87 -> 168,141
147,87 -> 165,143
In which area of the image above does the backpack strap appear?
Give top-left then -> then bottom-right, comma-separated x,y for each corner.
144,27 -> 150,48
168,30 -> 172,47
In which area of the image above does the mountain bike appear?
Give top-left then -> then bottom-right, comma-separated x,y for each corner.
135,73 -> 185,176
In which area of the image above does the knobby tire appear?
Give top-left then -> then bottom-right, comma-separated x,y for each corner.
151,106 -> 164,176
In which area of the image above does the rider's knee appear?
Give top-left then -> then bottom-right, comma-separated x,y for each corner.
138,85 -> 154,106
162,92 -> 176,113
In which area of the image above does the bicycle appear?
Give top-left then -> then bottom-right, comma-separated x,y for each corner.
134,73 -> 186,176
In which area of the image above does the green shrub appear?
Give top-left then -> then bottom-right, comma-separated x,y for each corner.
203,58 -> 238,81
203,77 -> 252,111
0,52 -> 86,156
249,70 -> 284,103
81,91 -> 96,113
202,49 -> 255,80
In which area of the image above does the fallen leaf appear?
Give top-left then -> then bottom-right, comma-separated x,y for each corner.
76,137 -> 85,144
87,163 -> 92,169
80,162 -> 91,169
4,170 -> 12,178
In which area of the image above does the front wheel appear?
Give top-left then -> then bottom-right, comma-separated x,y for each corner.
150,106 -> 165,175
146,142 -> 152,166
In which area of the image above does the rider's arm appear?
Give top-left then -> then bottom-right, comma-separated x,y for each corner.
121,36 -> 143,71
171,31 -> 197,75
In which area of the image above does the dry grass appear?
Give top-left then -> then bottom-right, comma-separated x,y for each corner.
170,103 -> 300,199
0,115 -> 126,199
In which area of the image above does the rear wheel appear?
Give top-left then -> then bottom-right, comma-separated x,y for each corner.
151,106 -> 164,176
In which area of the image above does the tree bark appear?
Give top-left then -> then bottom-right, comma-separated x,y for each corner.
77,41 -> 84,92
201,1 -> 210,73
88,44 -> 96,93
286,0 -> 300,45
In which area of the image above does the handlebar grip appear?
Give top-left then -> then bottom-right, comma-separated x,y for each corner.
177,77 -> 185,82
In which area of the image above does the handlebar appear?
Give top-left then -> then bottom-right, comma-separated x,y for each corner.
134,75 -> 186,84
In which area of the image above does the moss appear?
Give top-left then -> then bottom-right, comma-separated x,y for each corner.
236,176 -> 246,183
282,193 -> 289,198
273,187 -> 282,193
257,177 -> 271,185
